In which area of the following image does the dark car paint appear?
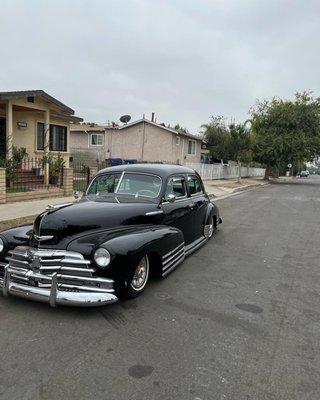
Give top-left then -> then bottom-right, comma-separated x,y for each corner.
0,164 -> 220,289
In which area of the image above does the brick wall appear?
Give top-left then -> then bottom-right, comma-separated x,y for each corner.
63,168 -> 74,196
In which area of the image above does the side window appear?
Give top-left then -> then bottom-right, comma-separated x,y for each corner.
187,175 -> 203,195
165,175 -> 186,199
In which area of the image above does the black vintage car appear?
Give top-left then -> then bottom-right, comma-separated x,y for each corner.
0,164 -> 222,307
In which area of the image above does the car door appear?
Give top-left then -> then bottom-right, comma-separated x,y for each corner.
186,174 -> 209,239
161,174 -> 196,245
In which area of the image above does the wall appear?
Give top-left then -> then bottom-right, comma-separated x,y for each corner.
106,122 -> 202,164
186,163 -> 265,180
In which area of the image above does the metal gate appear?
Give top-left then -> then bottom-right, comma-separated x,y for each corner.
72,162 -> 91,192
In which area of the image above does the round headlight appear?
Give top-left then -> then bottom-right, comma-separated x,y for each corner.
0,237 -> 4,253
94,248 -> 111,268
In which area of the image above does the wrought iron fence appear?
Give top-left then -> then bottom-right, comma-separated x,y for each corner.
72,161 -> 91,192
5,157 -> 64,192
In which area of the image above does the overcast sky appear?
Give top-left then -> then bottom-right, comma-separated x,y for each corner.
1,0 -> 319,133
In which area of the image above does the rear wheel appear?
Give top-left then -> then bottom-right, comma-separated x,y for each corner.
125,255 -> 150,298
205,215 -> 216,239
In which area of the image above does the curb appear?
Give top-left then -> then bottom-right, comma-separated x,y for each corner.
210,182 -> 269,202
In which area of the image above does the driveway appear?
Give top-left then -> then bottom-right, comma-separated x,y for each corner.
1,178 -> 320,399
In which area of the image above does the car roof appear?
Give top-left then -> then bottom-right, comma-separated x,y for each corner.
96,163 -> 196,178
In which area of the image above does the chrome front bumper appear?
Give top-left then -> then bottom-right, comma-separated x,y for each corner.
0,247 -> 118,307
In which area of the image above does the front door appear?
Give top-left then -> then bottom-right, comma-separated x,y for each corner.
0,118 -> 6,159
186,174 -> 209,239
161,174 -> 196,245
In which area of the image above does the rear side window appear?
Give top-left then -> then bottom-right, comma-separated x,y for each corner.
165,175 -> 186,198
187,175 -> 203,195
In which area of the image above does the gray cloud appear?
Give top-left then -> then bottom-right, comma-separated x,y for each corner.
1,0 -> 320,132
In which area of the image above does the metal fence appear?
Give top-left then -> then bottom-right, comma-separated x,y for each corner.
6,157 -> 64,192
72,161 -> 91,192
186,163 -> 265,180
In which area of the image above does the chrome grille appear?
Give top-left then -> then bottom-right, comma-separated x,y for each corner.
4,246 -> 113,293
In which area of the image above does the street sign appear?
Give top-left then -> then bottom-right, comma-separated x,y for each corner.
288,163 -> 292,168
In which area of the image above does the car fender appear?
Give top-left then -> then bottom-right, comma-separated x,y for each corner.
204,202 -> 220,225
67,225 -> 184,284
0,225 -> 33,255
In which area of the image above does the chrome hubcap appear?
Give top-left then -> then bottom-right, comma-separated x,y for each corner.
208,223 -> 214,238
131,256 -> 149,290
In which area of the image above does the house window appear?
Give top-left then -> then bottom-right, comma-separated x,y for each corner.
50,125 -> 67,151
188,140 -> 196,155
37,122 -> 67,152
91,133 -> 104,146
175,136 -> 180,146
37,122 -> 45,150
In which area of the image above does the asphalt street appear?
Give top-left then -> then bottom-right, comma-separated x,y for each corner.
1,177 -> 320,400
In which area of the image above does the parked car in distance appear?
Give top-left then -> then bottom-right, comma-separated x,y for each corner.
0,164 -> 222,307
298,170 -> 309,178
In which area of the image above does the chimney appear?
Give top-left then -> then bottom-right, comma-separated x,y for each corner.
151,112 -> 155,122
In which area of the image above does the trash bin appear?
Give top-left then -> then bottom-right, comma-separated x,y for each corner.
123,159 -> 137,164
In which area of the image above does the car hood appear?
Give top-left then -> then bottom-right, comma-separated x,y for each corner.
32,197 -> 161,247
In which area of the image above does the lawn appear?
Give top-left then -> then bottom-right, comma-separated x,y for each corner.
0,215 -> 37,232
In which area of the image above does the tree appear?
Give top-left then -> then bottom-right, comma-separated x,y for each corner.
251,91 -> 320,179
228,123 -> 252,164
201,116 -> 230,162
228,123 -> 253,181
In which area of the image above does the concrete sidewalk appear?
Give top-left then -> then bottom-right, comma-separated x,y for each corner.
0,196 -> 75,222
203,177 -> 268,198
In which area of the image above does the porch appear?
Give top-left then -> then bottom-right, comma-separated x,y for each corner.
0,90 -> 83,185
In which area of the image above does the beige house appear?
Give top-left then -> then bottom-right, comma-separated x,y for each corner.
0,90 -> 82,167
70,118 -> 202,165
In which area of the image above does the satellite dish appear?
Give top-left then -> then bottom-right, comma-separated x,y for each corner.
120,115 -> 131,124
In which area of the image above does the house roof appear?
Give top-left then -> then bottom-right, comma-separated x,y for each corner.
70,123 -> 107,132
119,118 -> 202,141
0,90 -> 75,115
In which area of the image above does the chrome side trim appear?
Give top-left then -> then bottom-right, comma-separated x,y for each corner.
162,242 -> 185,261
162,253 -> 185,276
33,235 -> 54,242
163,247 -> 185,267
161,242 -> 186,276
185,236 -> 206,256
145,210 -> 164,216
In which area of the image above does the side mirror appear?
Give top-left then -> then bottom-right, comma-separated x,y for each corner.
74,191 -> 80,199
166,194 -> 176,203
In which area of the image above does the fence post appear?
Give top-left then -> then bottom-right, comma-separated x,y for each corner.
90,166 -> 98,178
0,168 -> 6,204
63,167 -> 74,196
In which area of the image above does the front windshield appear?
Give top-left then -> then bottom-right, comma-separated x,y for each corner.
87,172 -> 162,199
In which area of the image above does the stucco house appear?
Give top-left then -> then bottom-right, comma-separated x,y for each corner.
70,118 -> 202,165
0,90 -> 82,167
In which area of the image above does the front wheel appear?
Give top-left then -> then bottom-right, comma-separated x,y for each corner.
125,255 -> 150,298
